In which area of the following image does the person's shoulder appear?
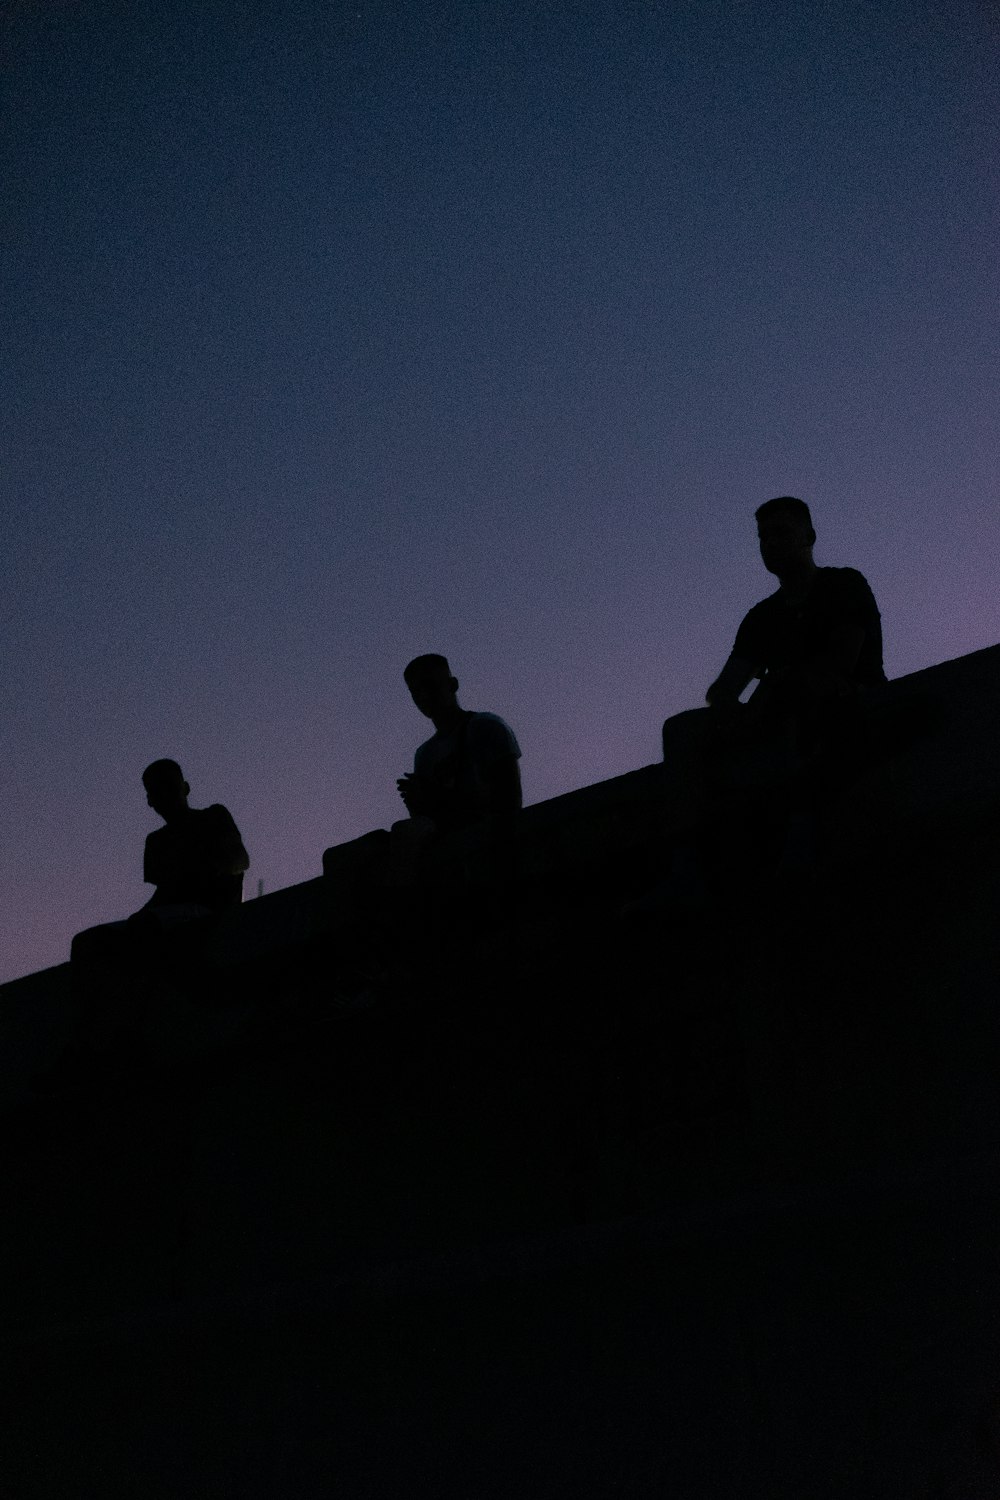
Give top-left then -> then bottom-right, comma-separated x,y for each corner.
824,565 -> 870,583
468,710 -> 517,736
469,711 -> 513,730
468,712 -> 521,755
822,566 -> 880,604
738,589 -> 782,628
199,803 -> 241,832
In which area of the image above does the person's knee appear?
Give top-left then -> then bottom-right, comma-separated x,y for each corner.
70,929 -> 96,964
662,707 -> 711,761
390,815 -> 437,848
71,921 -> 127,965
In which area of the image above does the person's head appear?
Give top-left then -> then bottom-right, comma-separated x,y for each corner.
404,654 -> 460,723
142,758 -> 190,822
754,496 -> 816,579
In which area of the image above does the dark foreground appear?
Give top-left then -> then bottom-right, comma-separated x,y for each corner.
2,646 -> 1000,1498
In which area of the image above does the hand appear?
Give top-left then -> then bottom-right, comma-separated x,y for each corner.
397,773 -> 428,814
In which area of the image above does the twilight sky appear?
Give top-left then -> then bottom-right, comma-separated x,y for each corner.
3,0 -> 997,983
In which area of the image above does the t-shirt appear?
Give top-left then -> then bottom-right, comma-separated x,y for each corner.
733,567 -> 885,690
413,712 -> 522,832
143,804 -> 248,912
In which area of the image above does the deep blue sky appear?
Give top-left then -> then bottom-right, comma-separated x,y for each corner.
3,0 -> 997,982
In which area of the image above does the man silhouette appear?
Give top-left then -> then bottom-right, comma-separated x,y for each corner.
41,763 -> 250,1085
382,654 -> 522,909
320,659 -> 521,1006
702,496 -> 884,717
138,758 -> 249,917
68,760 -> 248,969
659,497 -> 884,893
397,655 -> 522,833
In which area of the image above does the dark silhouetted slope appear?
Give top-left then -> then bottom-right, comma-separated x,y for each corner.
2,645 -> 1000,1497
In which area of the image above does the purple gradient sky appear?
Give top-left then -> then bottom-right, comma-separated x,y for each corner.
3,0 -> 998,984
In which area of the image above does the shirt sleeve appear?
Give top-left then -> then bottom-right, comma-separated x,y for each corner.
832,569 -> 881,627
469,715 -> 521,764
732,604 -> 768,677
143,830 -> 162,886
205,805 -> 250,873
413,736 -> 432,778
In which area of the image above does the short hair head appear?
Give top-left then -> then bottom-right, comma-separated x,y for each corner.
404,653 -> 452,686
754,496 -> 815,543
404,654 -> 460,722
142,758 -> 185,788
142,758 -> 190,820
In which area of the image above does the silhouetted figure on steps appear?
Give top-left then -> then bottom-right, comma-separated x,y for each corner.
321,657 -> 523,1009
70,759 -> 248,966
40,762 -> 249,1088
704,495 -> 884,716
384,653 -> 522,932
138,758 -> 249,917
397,654 -> 522,835
659,497 -> 885,903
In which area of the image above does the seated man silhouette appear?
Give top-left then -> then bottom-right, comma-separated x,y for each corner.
660,496 -> 884,893
71,760 -> 248,966
53,761 -> 249,1078
398,655 -> 522,829
702,495 -> 884,720
319,659 -> 521,1007
137,758 -> 249,920
389,654 -> 522,893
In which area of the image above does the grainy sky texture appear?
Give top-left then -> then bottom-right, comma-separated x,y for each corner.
3,0 -> 998,983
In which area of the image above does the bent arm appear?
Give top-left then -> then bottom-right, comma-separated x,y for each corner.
705,653 -> 755,708
226,835 -> 250,875
209,808 -> 250,874
482,754 -> 522,821
220,831 -> 250,875
798,569 -> 879,694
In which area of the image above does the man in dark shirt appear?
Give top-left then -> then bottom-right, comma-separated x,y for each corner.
140,758 -> 249,914
704,496 -> 884,716
70,758 -> 248,960
39,763 -> 249,1086
385,654 -> 522,905
659,497 -> 885,892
